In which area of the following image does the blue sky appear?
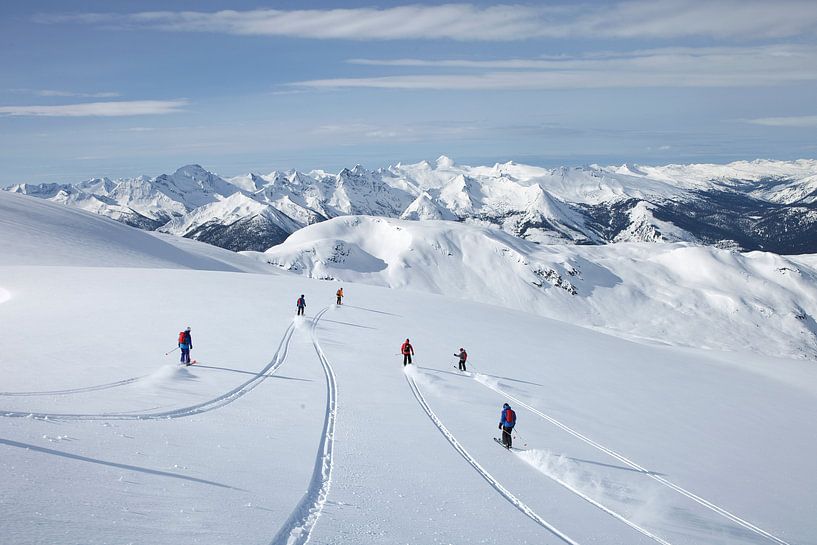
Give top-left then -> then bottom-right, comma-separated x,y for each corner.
1,0 -> 817,184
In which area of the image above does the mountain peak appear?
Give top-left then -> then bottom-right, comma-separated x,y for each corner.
436,155 -> 455,168
173,164 -> 213,178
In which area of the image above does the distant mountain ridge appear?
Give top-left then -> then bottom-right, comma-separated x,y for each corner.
7,157 -> 817,253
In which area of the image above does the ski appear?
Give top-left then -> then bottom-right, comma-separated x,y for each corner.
493,437 -> 523,451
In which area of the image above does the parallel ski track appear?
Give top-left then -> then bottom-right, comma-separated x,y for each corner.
477,377 -> 792,545
271,307 -> 337,545
404,369 -> 581,545
0,376 -> 143,397
0,322 -> 296,421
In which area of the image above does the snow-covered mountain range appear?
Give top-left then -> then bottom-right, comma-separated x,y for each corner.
8,157 -> 817,253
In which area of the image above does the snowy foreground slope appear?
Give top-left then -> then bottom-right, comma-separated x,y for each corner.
260,216 -> 817,360
2,191 -> 817,545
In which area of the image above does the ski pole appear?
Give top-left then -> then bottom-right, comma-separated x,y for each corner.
512,427 -> 528,448
165,346 -> 179,356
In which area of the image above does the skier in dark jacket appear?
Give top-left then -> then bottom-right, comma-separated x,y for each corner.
296,294 -> 306,316
498,403 -> 516,449
401,338 -> 414,366
454,348 -> 468,371
178,327 -> 192,366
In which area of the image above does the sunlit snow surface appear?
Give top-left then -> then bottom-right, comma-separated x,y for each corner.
2,191 -> 816,545
260,215 -> 817,360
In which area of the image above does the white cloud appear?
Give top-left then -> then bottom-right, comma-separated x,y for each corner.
0,100 -> 188,117
744,115 -> 817,127
36,1 -> 817,41
36,90 -> 121,98
297,45 -> 817,90
311,121 -> 482,143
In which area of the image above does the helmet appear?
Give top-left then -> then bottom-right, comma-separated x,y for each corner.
459,347 -> 464,351
185,326 -> 191,331
301,294 -> 304,297
503,403 -> 510,409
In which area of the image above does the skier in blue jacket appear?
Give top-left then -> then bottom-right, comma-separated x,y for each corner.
178,327 -> 192,366
296,294 -> 306,316
498,403 -> 516,449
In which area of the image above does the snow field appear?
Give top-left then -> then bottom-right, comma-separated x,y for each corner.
3,193 -> 816,544
0,267 -> 329,544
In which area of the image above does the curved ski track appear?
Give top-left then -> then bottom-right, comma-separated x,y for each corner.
404,370 -> 580,545
271,307 -> 337,545
476,377 -> 792,545
0,376 -> 143,397
0,322 -> 296,421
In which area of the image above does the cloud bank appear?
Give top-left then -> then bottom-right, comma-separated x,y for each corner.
36,1 -> 817,41
297,45 -> 817,90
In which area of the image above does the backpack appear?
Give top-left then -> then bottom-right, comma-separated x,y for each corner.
505,408 -> 516,427
178,331 -> 186,345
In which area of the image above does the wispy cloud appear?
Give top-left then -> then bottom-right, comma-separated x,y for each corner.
9,88 -> 121,98
311,121 -> 480,142
297,45 -> 817,90
35,1 -> 817,41
744,115 -> 817,127
36,89 -> 121,98
0,100 -> 188,117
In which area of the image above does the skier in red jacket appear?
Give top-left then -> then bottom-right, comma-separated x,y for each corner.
401,338 -> 414,366
454,347 -> 468,371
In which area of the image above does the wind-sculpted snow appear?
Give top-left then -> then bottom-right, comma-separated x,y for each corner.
7,157 -> 817,253
261,216 -> 817,359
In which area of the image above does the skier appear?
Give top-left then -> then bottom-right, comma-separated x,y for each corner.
336,287 -> 344,305
454,347 -> 468,372
178,326 -> 193,366
401,338 -> 414,366
498,403 -> 516,449
296,294 -> 306,316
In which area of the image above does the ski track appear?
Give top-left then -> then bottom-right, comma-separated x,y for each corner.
0,376 -> 143,397
0,322 -> 296,421
515,451 -> 674,545
404,369 -> 581,545
270,307 -> 337,545
475,376 -> 792,545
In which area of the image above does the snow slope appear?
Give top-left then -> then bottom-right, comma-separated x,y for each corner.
0,191 -> 266,272
260,216 -> 817,360
2,189 -> 816,545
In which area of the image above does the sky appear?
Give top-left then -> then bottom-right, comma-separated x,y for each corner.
1,0 -> 817,184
